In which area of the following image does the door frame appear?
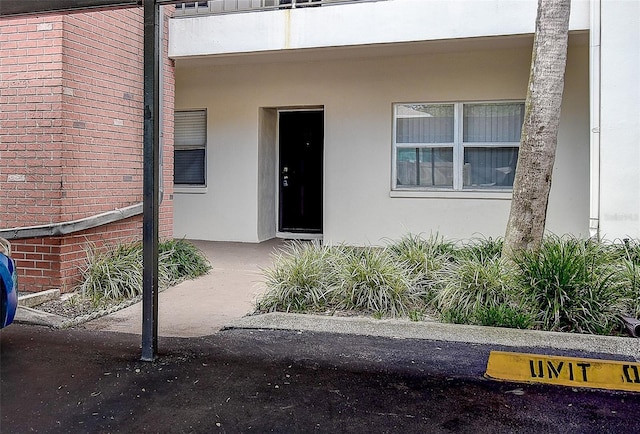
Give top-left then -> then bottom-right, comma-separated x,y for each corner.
276,107 -> 324,240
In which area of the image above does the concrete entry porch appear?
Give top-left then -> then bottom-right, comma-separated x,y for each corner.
83,238 -> 286,337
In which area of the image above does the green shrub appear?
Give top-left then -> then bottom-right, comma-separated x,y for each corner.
336,247 -> 422,317
160,238 -> 212,282
80,239 -> 210,302
474,305 -> 534,329
435,255 -> 519,324
255,241 -> 338,313
617,239 -> 640,318
255,234 -> 638,333
386,233 -> 455,301
515,235 -> 627,334
454,236 -> 504,264
439,308 -> 469,324
80,242 -> 145,301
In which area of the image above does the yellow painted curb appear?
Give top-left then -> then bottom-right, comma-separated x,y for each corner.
485,351 -> 640,393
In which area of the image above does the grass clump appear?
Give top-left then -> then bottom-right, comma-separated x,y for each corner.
617,239 -> 640,318
336,247 -> 421,318
160,238 -> 212,282
474,305 -> 534,329
255,241 -> 338,313
435,254 -> 527,327
80,239 -> 210,303
514,235 -> 626,335
257,241 -> 426,318
386,233 -> 454,302
80,242 -> 145,302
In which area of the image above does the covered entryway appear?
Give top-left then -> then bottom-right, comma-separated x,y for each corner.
278,110 -> 324,236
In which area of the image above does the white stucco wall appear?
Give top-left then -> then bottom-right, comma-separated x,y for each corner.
173,40 -> 590,244
599,0 -> 640,240
169,0 -> 590,58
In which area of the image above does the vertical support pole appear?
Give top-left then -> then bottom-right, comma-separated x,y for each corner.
142,0 -> 160,362
589,0 -> 601,240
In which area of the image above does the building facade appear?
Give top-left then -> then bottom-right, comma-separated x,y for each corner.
168,0 -> 639,245
0,8 -> 175,292
2,0 -> 638,292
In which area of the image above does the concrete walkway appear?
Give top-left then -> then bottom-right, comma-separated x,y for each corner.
83,238 -> 286,337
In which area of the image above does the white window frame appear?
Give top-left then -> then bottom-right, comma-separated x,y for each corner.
174,109 -> 207,193
391,100 -> 524,197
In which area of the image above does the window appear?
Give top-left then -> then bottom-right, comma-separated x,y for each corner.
393,101 -> 524,191
176,2 -> 208,9
174,110 -> 206,186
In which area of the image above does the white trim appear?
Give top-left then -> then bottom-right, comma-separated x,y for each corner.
390,190 -> 512,200
277,107 -> 324,113
454,102 -> 463,190
589,0 -> 601,239
174,187 -> 208,194
277,232 -> 324,240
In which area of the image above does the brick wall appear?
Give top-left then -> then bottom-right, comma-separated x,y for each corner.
160,6 -> 175,239
10,219 -> 142,293
61,10 -> 144,219
0,7 -> 174,293
1,16 -> 65,227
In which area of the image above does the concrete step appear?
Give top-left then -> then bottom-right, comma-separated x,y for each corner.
18,288 -> 60,308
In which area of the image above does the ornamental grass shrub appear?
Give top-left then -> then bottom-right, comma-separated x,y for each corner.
335,246 -> 423,317
386,233 -> 455,303
159,238 -> 212,282
434,254 -> 528,327
616,239 -> 640,318
256,241 -> 339,313
257,234 -> 638,335
514,235 -> 628,335
80,239 -> 210,302
80,242 -> 146,302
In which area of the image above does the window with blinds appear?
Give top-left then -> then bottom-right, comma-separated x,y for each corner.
393,101 -> 524,191
174,110 -> 206,186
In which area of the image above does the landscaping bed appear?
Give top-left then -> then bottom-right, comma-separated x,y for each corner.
27,239 -> 211,326
254,234 -> 640,337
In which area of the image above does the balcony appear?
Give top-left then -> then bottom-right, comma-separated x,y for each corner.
169,0 -> 589,60
173,0 -> 377,17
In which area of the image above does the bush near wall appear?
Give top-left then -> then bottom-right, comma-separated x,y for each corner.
256,235 -> 640,336
79,238 -> 211,303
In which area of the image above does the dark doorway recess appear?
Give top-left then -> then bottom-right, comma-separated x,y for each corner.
278,110 -> 324,234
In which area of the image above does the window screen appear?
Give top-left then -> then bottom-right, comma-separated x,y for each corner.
174,110 -> 206,186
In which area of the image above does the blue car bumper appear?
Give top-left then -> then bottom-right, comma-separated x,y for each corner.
1,247 -> 18,329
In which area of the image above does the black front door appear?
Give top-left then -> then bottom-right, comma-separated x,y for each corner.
278,110 -> 323,233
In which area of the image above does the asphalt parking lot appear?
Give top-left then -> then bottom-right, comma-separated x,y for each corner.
1,323 -> 639,433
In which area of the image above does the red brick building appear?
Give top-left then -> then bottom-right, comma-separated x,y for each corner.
0,7 -> 174,293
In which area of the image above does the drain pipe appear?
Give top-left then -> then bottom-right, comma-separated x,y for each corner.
159,4 -> 165,204
622,316 -> 640,338
589,0 -> 601,239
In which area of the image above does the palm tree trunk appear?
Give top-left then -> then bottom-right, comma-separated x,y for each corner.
503,0 -> 572,258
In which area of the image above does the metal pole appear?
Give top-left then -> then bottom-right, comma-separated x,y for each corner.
141,0 -> 160,362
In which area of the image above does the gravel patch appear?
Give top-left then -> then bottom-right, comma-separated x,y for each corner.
37,293 -> 135,320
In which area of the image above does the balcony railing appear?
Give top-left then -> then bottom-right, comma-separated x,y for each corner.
173,0 -> 381,17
